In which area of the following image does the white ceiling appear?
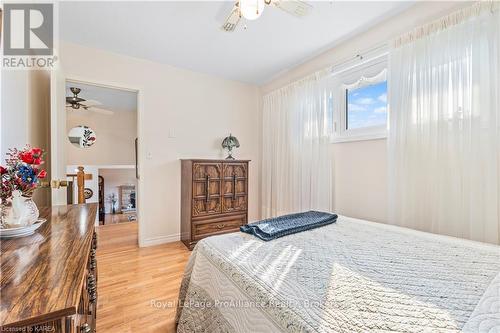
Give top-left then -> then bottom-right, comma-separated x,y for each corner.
65,81 -> 137,113
60,1 -> 414,84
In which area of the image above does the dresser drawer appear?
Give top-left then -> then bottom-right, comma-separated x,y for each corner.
181,159 -> 250,250
193,215 -> 246,240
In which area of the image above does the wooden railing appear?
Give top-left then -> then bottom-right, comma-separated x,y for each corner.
77,166 -> 85,204
66,166 -> 92,204
41,166 -> 91,205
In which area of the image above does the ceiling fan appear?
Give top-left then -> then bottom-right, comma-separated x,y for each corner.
222,0 -> 312,32
65,87 -> 114,116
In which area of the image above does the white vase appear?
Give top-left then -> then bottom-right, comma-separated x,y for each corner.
1,190 -> 39,228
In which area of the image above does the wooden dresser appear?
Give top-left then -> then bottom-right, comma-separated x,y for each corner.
181,159 -> 250,250
0,204 -> 98,332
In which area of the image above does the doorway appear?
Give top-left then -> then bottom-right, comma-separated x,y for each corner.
64,80 -> 139,237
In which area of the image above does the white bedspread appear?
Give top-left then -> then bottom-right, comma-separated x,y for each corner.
176,216 -> 500,332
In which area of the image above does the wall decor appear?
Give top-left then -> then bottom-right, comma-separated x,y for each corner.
68,126 -> 97,148
84,188 -> 93,200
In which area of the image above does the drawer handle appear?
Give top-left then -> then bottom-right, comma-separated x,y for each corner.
216,223 -> 225,229
232,175 -> 237,201
205,176 -> 210,203
80,323 -> 91,333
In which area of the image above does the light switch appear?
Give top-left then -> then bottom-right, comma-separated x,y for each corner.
168,129 -> 176,138
146,151 -> 153,160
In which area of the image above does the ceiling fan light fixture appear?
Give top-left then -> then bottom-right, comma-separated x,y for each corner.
240,0 -> 265,20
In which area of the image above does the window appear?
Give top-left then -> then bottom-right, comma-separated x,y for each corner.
346,81 -> 387,130
332,56 -> 388,142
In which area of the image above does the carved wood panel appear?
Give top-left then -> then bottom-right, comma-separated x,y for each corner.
222,179 -> 247,196
222,196 -> 247,213
222,163 -> 247,178
192,198 -> 221,216
193,163 -> 222,180
222,162 -> 247,213
192,163 -> 222,217
193,180 -> 221,197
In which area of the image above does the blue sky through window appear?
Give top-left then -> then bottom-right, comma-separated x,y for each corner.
347,81 -> 387,129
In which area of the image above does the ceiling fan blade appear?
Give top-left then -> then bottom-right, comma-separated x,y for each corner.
66,104 -> 85,110
221,3 -> 241,32
88,107 -> 114,116
66,96 -> 84,104
80,99 -> 102,107
272,0 -> 312,17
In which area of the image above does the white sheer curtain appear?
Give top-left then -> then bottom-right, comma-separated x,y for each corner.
262,74 -> 334,218
388,4 -> 500,244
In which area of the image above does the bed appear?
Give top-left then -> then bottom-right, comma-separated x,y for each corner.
176,215 -> 500,332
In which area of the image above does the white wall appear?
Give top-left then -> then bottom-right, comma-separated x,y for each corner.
261,2 -> 467,224
66,108 -> 137,166
1,71 -> 29,159
1,70 -> 52,206
332,139 -> 387,222
60,42 -> 261,246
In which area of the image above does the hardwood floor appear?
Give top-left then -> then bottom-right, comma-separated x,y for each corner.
96,222 -> 191,332
103,213 -> 136,225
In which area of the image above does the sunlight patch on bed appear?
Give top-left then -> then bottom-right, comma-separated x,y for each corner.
229,239 -> 263,262
259,245 -> 303,292
317,263 -> 460,329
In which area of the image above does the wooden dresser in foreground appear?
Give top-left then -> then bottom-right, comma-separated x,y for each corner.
181,159 -> 250,250
0,204 -> 98,332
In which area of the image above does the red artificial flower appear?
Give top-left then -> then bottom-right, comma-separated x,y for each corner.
38,169 -> 47,179
30,148 -> 43,164
19,150 -> 34,164
31,148 -> 42,157
0,166 -> 6,175
19,147 -> 44,165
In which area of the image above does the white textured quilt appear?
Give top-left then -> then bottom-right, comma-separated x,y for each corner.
176,216 -> 500,332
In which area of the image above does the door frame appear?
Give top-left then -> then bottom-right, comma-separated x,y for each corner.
63,76 -> 144,246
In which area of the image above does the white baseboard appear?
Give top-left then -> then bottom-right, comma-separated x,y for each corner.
140,233 -> 180,247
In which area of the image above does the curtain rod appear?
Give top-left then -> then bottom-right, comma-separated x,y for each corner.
329,45 -> 388,77
394,1 -> 499,48
264,42 -> 388,97
329,42 -> 387,73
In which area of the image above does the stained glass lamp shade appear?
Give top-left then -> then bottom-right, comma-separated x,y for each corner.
221,134 -> 240,160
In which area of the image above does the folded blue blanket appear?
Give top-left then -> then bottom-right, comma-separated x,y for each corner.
240,211 -> 337,241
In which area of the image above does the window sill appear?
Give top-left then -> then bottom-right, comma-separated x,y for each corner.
331,132 -> 387,144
